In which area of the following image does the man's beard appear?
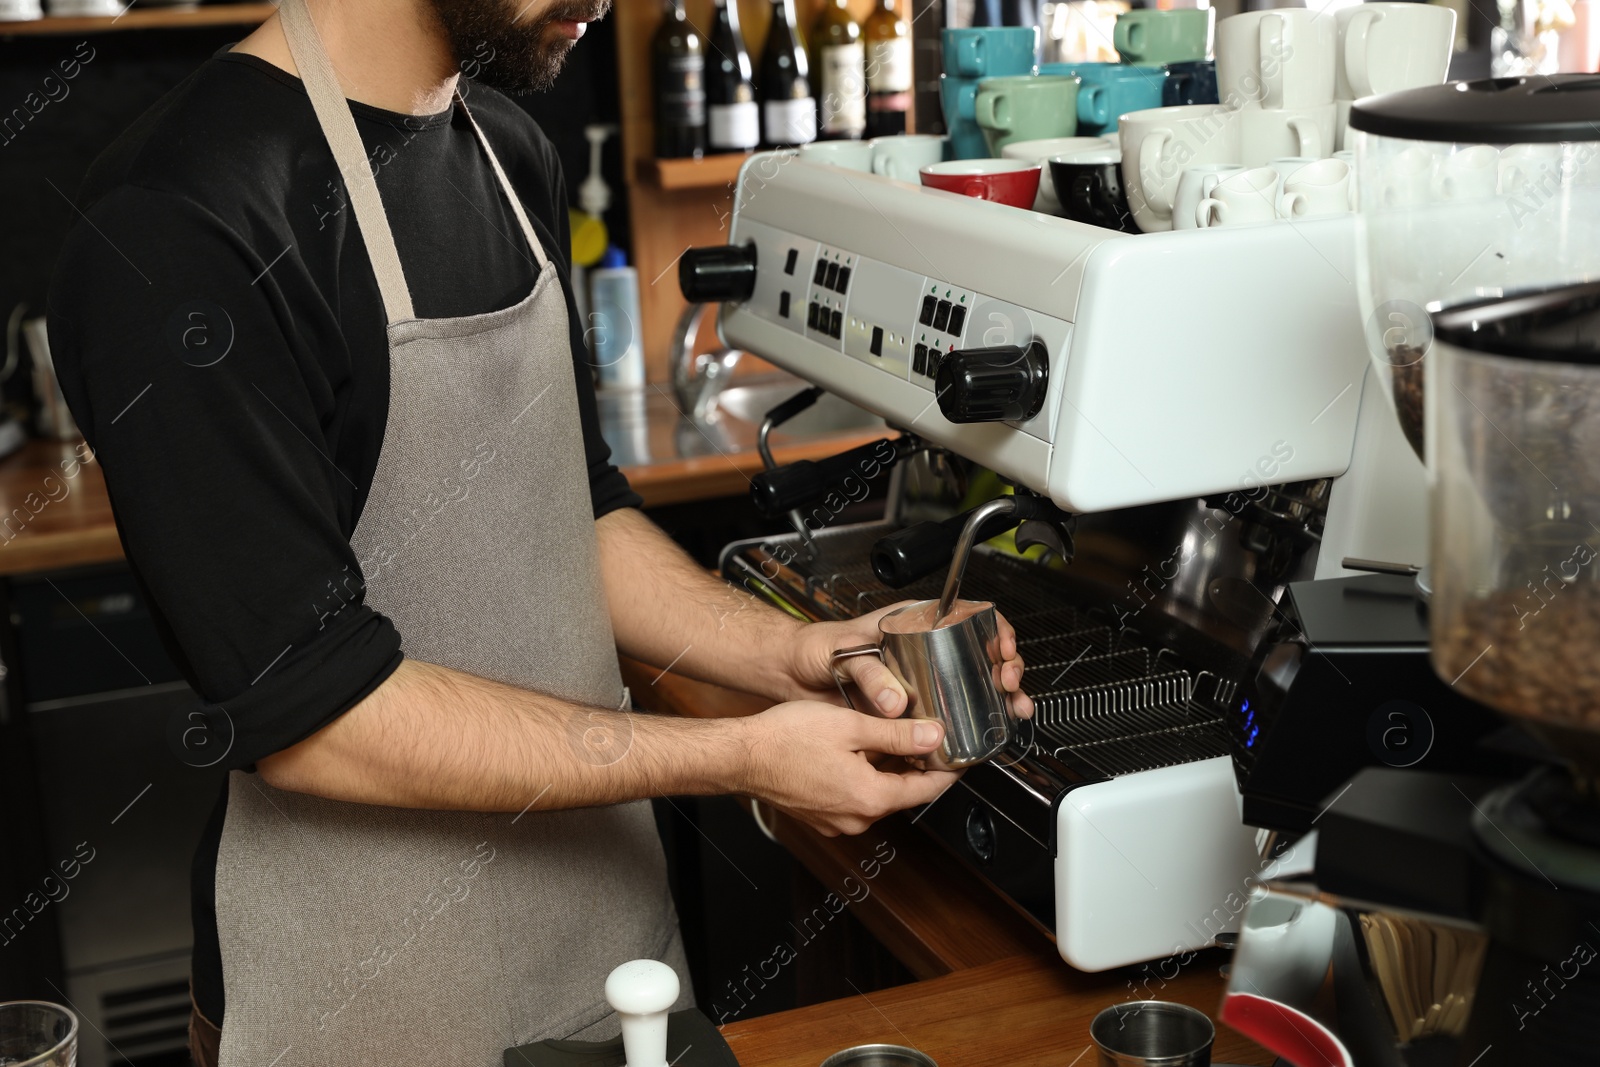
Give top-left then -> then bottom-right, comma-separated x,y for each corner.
429,0 -> 609,95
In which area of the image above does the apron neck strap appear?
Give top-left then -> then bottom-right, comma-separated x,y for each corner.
277,0 -> 552,326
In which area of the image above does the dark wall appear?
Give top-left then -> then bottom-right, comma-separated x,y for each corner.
0,13 -> 627,410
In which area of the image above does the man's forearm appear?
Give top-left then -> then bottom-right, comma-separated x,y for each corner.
256,658 -> 750,811
596,507 -> 805,701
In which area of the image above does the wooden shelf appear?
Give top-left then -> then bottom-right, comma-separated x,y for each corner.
635,152 -> 751,192
0,2 -> 273,36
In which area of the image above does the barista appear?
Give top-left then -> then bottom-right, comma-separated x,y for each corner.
44,0 -> 1031,1062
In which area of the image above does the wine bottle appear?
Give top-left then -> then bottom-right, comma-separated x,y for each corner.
864,0 -> 911,138
811,0 -> 866,140
652,0 -> 707,159
707,0 -> 760,153
759,0 -> 817,148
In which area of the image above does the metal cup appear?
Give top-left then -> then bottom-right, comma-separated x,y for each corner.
831,598 -> 1012,771
1090,1001 -> 1214,1067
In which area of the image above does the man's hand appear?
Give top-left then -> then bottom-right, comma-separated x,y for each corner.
782,602 -> 1035,720
737,701 -> 960,836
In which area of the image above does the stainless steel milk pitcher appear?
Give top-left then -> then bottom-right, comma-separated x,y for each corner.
831,598 -> 1013,770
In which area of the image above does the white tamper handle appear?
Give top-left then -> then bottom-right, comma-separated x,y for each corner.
605,959 -> 680,1067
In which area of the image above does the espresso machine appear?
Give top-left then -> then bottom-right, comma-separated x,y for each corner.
677,143 -> 1432,974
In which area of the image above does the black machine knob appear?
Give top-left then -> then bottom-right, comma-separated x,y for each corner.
934,339 -> 1050,424
679,244 -> 757,304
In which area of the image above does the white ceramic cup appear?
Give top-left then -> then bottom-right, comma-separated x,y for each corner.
1215,9 -> 1337,111
800,140 -> 876,172
1172,163 -> 1245,230
1197,166 -> 1281,228
1335,2 -> 1456,100
1278,158 -> 1352,218
1003,135 -> 1115,212
1380,144 -> 1441,208
871,135 -> 947,182
1498,142 -> 1565,196
1267,156 -> 1317,204
1434,144 -> 1500,201
1333,149 -> 1358,205
1240,104 -> 1335,166
1119,104 -> 1243,232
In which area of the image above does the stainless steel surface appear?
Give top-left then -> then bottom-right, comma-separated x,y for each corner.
1090,1001 -> 1215,1067
832,599 -> 1012,770
936,496 -> 1017,623
0,1002 -> 77,1067
819,1045 -> 938,1067
595,376 -> 884,469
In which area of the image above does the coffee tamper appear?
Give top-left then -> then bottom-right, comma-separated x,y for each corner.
504,958 -> 733,1067
605,959 -> 679,1067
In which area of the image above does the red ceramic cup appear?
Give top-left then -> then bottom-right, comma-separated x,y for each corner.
919,159 -> 1042,209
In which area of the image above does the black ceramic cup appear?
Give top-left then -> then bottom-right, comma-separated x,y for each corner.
1049,150 -> 1141,234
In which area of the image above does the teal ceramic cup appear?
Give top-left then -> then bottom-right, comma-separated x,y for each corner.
974,74 -> 1080,155
939,75 -> 991,160
1113,8 -> 1212,67
941,26 -> 1039,79
1039,62 -> 1166,134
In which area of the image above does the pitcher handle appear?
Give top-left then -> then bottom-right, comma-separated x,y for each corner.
830,644 -> 885,712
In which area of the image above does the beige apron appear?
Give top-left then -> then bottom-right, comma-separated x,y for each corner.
212,2 -> 688,1061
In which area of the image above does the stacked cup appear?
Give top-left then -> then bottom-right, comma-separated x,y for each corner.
1333,3 -> 1456,149
1107,4 -> 1455,232
1216,8 -> 1340,166
940,27 -> 1039,160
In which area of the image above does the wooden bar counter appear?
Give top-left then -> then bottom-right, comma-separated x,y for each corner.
619,658 -> 1274,1066
0,417 -> 882,574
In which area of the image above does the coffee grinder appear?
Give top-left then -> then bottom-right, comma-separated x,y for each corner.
1277,79 -> 1600,1067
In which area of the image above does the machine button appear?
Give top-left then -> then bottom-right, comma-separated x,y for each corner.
948,304 -> 967,336
837,266 -> 852,292
825,262 -> 841,290
784,248 -> 799,275
807,302 -> 819,329
813,259 -> 828,285
779,291 -> 791,319
913,344 -> 928,375
830,309 -> 843,338
870,326 -> 884,357
928,348 -> 943,376
920,295 -> 937,326
933,300 -> 952,332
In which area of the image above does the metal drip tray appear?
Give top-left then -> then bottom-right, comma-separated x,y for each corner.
721,521 -> 1231,785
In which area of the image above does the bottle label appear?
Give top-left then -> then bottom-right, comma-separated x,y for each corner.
866,37 -> 912,93
819,43 -> 866,135
710,101 -> 761,150
661,56 -> 706,126
763,98 -> 817,145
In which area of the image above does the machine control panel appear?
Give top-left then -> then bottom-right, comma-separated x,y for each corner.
721,218 -> 1065,442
